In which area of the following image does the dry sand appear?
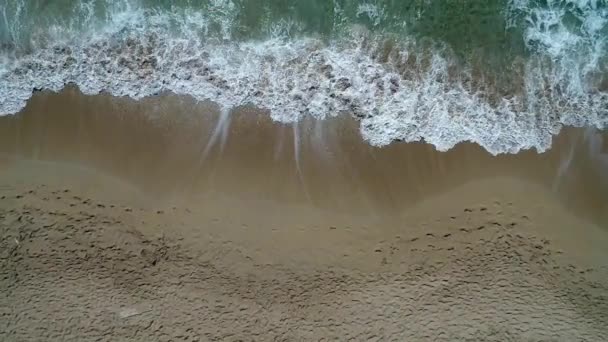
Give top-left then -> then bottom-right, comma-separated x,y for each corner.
1,87 -> 608,341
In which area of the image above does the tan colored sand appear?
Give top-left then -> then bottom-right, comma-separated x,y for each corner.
1,88 -> 608,341
1,160 -> 607,341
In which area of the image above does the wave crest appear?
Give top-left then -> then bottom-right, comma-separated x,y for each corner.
1,0 -> 607,155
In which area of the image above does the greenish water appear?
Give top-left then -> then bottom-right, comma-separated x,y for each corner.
3,0 -> 603,81
2,1 -> 606,74
2,0 -> 528,56
0,1 -> 607,154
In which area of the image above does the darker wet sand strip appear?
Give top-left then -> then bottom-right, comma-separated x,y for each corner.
0,86 -> 607,223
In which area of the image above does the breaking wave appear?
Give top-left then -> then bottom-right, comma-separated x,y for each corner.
0,0 -> 607,154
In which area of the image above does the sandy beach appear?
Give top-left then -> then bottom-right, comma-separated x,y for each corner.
1,88 -> 608,341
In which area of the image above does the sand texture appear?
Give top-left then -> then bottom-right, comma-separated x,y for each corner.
1,89 -> 608,341
1,164 -> 607,341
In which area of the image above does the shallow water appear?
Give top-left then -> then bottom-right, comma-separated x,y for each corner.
1,0 -> 607,154
1,87 -> 607,226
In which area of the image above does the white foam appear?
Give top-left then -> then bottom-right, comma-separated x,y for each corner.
0,0 -> 606,155
356,3 -> 386,27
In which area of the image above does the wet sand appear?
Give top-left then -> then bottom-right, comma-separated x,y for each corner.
1,87 -> 608,341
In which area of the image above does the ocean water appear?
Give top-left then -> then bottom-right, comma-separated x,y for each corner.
0,0 -> 606,154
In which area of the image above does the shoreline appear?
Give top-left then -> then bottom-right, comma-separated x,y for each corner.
1,86 -> 607,224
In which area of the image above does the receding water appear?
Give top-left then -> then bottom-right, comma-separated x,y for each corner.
1,0 -> 607,154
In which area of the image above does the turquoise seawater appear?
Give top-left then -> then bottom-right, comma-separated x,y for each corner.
0,0 -> 607,154
0,0 -> 531,60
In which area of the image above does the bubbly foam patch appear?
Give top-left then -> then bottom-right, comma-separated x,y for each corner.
0,0 -> 607,155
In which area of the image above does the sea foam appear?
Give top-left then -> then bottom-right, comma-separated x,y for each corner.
0,0 -> 606,155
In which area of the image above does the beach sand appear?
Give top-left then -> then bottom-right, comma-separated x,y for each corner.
1,87 -> 608,341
